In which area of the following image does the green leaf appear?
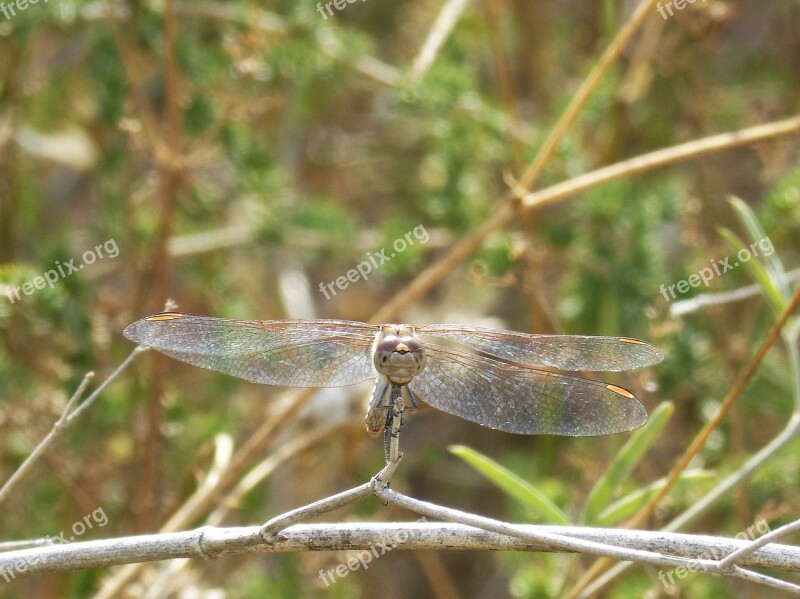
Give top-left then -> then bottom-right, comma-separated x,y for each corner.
581,402 -> 673,524
596,470 -> 713,526
448,445 -> 571,525
728,196 -> 789,301
718,227 -> 785,314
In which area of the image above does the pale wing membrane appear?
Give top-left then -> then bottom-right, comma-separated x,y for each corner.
409,343 -> 647,435
123,314 -> 378,387
418,325 -> 663,371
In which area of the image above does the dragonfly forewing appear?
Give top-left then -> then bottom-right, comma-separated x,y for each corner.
123,313 -> 378,387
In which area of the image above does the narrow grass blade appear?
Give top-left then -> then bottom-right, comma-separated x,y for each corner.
596,469 -> 713,526
581,402 -> 673,524
718,227 -> 786,314
449,445 -> 571,525
728,196 -> 789,301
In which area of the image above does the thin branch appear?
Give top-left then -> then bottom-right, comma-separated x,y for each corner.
666,414 -> 800,534
721,516 -> 800,570
0,539 -> 51,552
129,423 -> 345,596
170,2 -> 401,86
172,2 -> 288,35
521,114 -> 800,209
111,31 -> 171,167
92,112 -> 800,593
373,114 -> 800,323
516,0 -> 661,191
92,388 -> 318,598
579,426 -> 800,597
373,0 -> 664,321
365,415 -> 800,593
210,425 -> 343,526
260,484 -> 373,542
254,397 -> 800,596
106,402 -> 386,591
0,348 -> 146,508
167,225 -> 454,257
9,398 -> 800,594
261,391 -> 407,541
138,397 -> 405,596
2,523 -> 799,582
572,291 -> 800,597
166,0 -> 531,145
373,490 -> 800,594
670,270 -> 800,316
662,329 -> 800,535
631,284 -> 800,529
481,0 -> 524,171
410,0 -> 473,83
314,30 -> 402,86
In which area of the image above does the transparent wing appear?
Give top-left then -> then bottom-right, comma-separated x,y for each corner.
409,343 -> 647,435
418,325 -> 663,371
123,312 -> 378,387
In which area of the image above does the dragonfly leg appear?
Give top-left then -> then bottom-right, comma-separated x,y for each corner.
403,386 -> 419,410
375,384 -> 388,408
365,380 -> 390,436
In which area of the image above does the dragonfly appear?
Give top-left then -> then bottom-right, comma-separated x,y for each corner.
123,312 -> 663,437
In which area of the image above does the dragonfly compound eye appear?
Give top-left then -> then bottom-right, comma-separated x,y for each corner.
374,335 -> 400,372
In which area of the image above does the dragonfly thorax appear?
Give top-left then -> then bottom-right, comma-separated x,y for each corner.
373,325 -> 427,385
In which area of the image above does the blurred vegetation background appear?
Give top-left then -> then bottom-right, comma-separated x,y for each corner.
1,0 -> 799,597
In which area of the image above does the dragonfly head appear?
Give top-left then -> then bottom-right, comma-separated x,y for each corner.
373,325 -> 427,385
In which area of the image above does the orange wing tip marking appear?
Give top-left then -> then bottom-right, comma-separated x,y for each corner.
145,313 -> 183,321
618,337 -> 646,345
606,384 -> 635,399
